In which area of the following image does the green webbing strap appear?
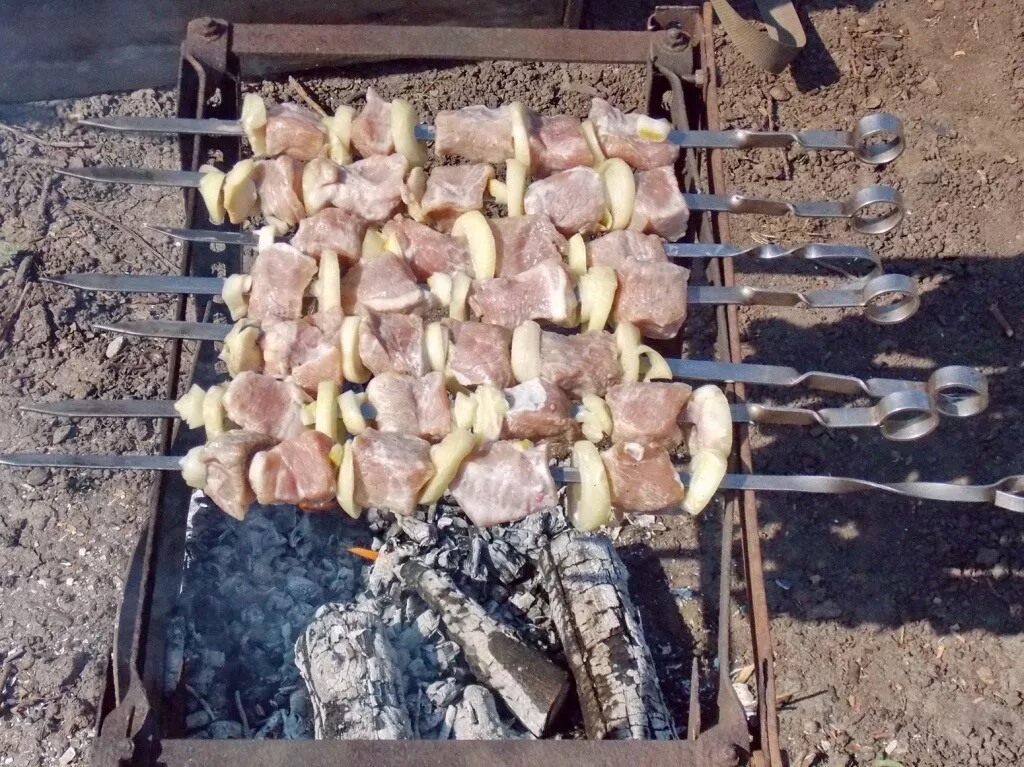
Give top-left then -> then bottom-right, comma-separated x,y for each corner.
709,0 -> 807,74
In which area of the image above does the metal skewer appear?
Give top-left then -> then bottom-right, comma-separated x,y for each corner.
18,390 -> 940,442
54,166 -> 904,235
144,225 -> 885,276
44,272 -> 921,325
87,319 -> 988,437
77,112 -> 905,165
0,451 -> 1018,512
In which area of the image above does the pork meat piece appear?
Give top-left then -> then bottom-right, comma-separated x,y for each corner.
503,378 -> 579,443
291,208 -> 367,266
197,430 -> 276,520
261,310 -> 344,394
330,154 -> 409,223
265,103 -> 328,161
351,87 -> 393,158
587,98 -> 679,170
587,229 -> 668,268
255,156 -> 305,229
469,258 -> 576,329
605,382 -> 692,450
538,329 -> 621,398
450,441 -> 557,527
352,429 -> 434,515
491,214 -> 566,277
367,371 -> 451,441
632,165 -> 689,241
523,166 -> 605,235
446,320 -> 513,389
302,157 -> 342,216
527,114 -> 594,177
247,243 -> 317,322
382,217 -> 471,280
224,372 -> 309,441
340,251 -> 431,315
601,442 -> 685,513
419,163 -> 494,230
434,105 -> 514,163
611,260 -> 689,340
249,431 -> 337,508
358,313 -> 428,377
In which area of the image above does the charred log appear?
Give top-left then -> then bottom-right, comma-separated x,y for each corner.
540,528 -> 675,739
453,685 -> 518,739
400,560 -> 570,737
294,603 -> 413,740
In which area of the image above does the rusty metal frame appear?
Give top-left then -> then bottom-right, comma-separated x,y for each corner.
91,8 -> 779,766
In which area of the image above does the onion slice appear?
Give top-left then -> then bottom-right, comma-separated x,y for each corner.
567,441 -> 612,531
427,273 -> 453,307
580,120 -> 606,166
615,321 -> 642,383
339,316 -> 370,384
471,385 -> 508,443
220,321 -> 262,376
599,158 -> 635,231
324,104 -> 355,165
222,159 -> 259,224
419,428 -> 475,504
314,251 -> 342,312
180,446 -> 208,490
391,98 -> 427,167
505,158 -> 528,218
174,384 -> 206,429
240,94 -> 268,156
315,380 -> 341,441
198,165 -> 226,225
449,271 -> 472,321
639,346 -> 672,381
576,394 -> 613,443
565,233 -> 588,278
221,274 -> 252,321
578,265 -> 617,333
451,211 -> 496,280
338,390 -> 369,435
510,320 -> 541,383
202,384 -> 228,440
425,321 -> 449,373
452,391 -> 477,430
336,442 -> 360,518
510,102 -> 531,169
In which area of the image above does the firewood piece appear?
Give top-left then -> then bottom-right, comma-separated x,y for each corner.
294,603 -> 413,740
400,560 -> 570,737
540,528 -> 676,739
453,685 -> 517,739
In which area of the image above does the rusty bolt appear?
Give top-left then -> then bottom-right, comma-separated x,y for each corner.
201,19 -> 225,40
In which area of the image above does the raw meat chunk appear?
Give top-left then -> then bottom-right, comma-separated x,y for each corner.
255,156 -> 305,229
449,441 -> 557,527
587,230 -> 667,268
383,217 -> 472,280
605,382 -> 692,450
527,113 -> 594,177
247,244 -> 317,322
418,164 -> 493,229
491,215 -> 566,277
249,431 -> 337,508
291,208 -> 367,265
260,310 -> 344,394
197,430 -> 276,520
469,259 -> 576,329
434,105 -> 514,163
631,165 -> 689,241
538,330 -> 621,398
358,313 -> 428,378
352,429 -> 434,515
503,378 -> 579,442
340,251 -> 431,316
265,103 -> 327,161
329,154 -> 409,223
224,372 -> 309,441
601,442 -> 685,512
524,166 -> 605,235
351,87 -> 393,157
610,260 -> 689,340
446,321 -> 513,389
588,98 -> 679,170
367,371 -> 452,441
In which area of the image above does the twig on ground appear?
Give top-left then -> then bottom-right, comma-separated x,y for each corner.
0,123 -> 89,149
289,77 -> 329,118
0,282 -> 34,347
235,689 -> 251,737
184,683 -> 216,722
988,301 -> 1014,338
64,198 -> 177,272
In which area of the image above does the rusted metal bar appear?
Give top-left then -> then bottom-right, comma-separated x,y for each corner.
702,3 -> 783,767
232,23 -> 655,63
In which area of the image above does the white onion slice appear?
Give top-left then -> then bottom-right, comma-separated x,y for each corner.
202,384 -> 228,440
220,321 -> 262,376
452,391 -> 477,430
403,166 -> 428,222
567,440 -> 612,531
451,211 -> 496,280
315,380 -> 341,441
636,114 -> 671,141
362,228 -> 387,259
240,94 -> 268,157
682,450 -> 727,516
419,428 -> 475,504
391,98 -> 427,167
488,179 -> 508,204
471,385 -> 508,443
639,345 -> 672,381
221,274 -> 252,321
339,390 -> 369,435
599,158 -> 635,231
505,158 -> 528,217
180,445 -> 208,490
174,384 -> 206,429
336,442 -> 360,518
510,320 -> 541,383
314,251 -> 342,312
615,321 -> 642,383
565,233 -> 588,278
198,165 -> 226,226
255,225 -> 276,251
576,394 -> 613,443
578,265 -> 617,332
324,104 -> 355,165
222,159 -> 259,225
510,102 -> 531,169
580,120 -> 606,166
427,273 -> 453,307
425,321 -> 449,373
339,316 -> 370,384
449,271 -> 472,321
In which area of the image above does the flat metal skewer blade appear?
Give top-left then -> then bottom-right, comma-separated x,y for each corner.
78,116 -> 246,136
143,225 -> 259,246
93,320 -> 230,341
44,274 -> 225,295
20,400 -> 179,418
0,453 -> 182,471
55,166 -> 204,188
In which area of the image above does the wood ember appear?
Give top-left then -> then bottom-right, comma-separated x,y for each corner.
453,685 -> 518,739
295,603 -> 413,739
540,527 -> 676,739
400,559 -> 571,737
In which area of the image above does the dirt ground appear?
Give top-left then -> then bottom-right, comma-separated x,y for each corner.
0,1 -> 1022,765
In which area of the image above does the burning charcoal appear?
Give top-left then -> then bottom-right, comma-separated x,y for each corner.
426,678 -> 461,708
509,590 -> 537,614
295,603 -> 412,739
285,574 -> 323,604
206,720 -> 244,739
438,704 -> 458,741
466,536 -> 487,581
540,527 -> 674,739
428,640 -> 462,673
253,709 -> 283,739
486,539 -> 528,584
283,688 -> 313,739
185,709 -> 212,732
398,515 -> 438,546
453,686 -> 517,740
407,657 -> 431,681
400,560 -> 570,737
